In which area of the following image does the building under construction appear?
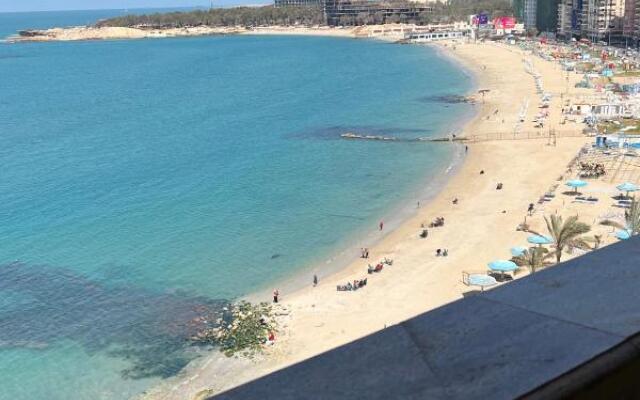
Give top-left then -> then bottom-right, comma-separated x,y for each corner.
274,0 -> 433,25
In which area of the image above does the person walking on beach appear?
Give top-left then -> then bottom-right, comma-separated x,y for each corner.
313,275 -> 318,287
273,289 -> 279,303
379,221 -> 384,231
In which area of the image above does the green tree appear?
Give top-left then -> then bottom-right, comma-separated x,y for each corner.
543,215 -> 591,263
601,199 -> 640,236
513,247 -> 551,274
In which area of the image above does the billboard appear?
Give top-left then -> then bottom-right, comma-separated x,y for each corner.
472,13 -> 489,26
493,16 -> 516,29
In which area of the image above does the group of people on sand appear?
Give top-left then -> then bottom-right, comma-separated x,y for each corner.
436,248 -> 449,257
367,257 -> 393,274
579,162 -> 605,178
337,278 -> 367,291
427,217 -> 445,228
360,248 -> 370,258
337,258 -> 393,292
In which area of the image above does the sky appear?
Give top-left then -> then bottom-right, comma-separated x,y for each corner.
0,0 -> 243,13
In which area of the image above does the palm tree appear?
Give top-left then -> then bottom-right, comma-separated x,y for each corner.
601,199 -> 640,236
513,246 -> 551,274
544,215 -> 591,263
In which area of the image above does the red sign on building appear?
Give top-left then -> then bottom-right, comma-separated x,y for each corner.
493,17 -> 516,29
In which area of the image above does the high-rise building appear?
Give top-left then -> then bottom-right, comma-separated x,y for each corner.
537,0 -> 560,32
556,0 -> 625,41
524,0 -> 538,28
582,0 -> 625,41
274,0 -> 433,25
624,0 -> 635,37
557,0 -> 577,37
513,0 -> 525,21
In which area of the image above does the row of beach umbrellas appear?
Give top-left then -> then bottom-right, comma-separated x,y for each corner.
563,180 -> 637,240
469,234 -> 553,291
564,180 -> 639,197
470,183 -> 639,292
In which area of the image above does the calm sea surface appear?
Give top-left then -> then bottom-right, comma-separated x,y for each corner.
0,10 -> 473,400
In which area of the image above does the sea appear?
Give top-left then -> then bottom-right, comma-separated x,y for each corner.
0,9 -> 474,400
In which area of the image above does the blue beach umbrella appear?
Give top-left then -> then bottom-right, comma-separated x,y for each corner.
527,234 -> 553,245
616,230 -> 631,240
488,260 -> 518,273
467,274 -> 498,292
510,246 -> 527,257
616,182 -> 639,197
565,179 -> 588,193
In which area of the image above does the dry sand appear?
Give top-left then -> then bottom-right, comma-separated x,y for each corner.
138,41 -> 621,400
6,25 -> 358,43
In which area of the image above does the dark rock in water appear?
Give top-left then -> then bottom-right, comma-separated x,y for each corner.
0,262 -> 230,380
271,254 -> 281,259
18,30 -> 41,37
418,94 -> 472,104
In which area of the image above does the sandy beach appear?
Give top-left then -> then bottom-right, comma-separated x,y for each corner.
5,25 -> 359,43
133,39 -> 626,400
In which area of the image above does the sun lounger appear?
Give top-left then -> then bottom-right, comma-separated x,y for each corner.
616,201 -> 632,208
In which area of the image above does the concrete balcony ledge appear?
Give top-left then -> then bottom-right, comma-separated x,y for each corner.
212,238 -> 640,400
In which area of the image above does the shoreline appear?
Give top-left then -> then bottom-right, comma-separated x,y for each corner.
269,40 -> 490,312
244,43 -> 479,303
139,39 -> 596,400
245,140 -> 471,304
4,25 -> 359,43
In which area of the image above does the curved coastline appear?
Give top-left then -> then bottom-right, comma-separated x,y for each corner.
140,41 -> 485,400
3,20 -> 597,400
244,43 -> 479,304
141,39 -> 594,400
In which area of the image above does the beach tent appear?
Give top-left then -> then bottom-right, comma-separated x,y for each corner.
617,182 -> 639,197
565,179 -> 588,192
527,234 -> 553,245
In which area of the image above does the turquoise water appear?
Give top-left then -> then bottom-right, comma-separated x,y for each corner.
0,11 -> 473,400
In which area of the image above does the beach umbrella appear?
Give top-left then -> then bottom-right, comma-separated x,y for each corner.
510,246 -> 527,257
565,179 -> 588,193
488,260 -> 518,273
616,182 -> 639,198
527,234 -> 553,245
616,230 -> 631,240
467,274 -> 497,292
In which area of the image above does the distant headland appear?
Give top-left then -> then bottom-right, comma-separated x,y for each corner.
6,0 -> 513,43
